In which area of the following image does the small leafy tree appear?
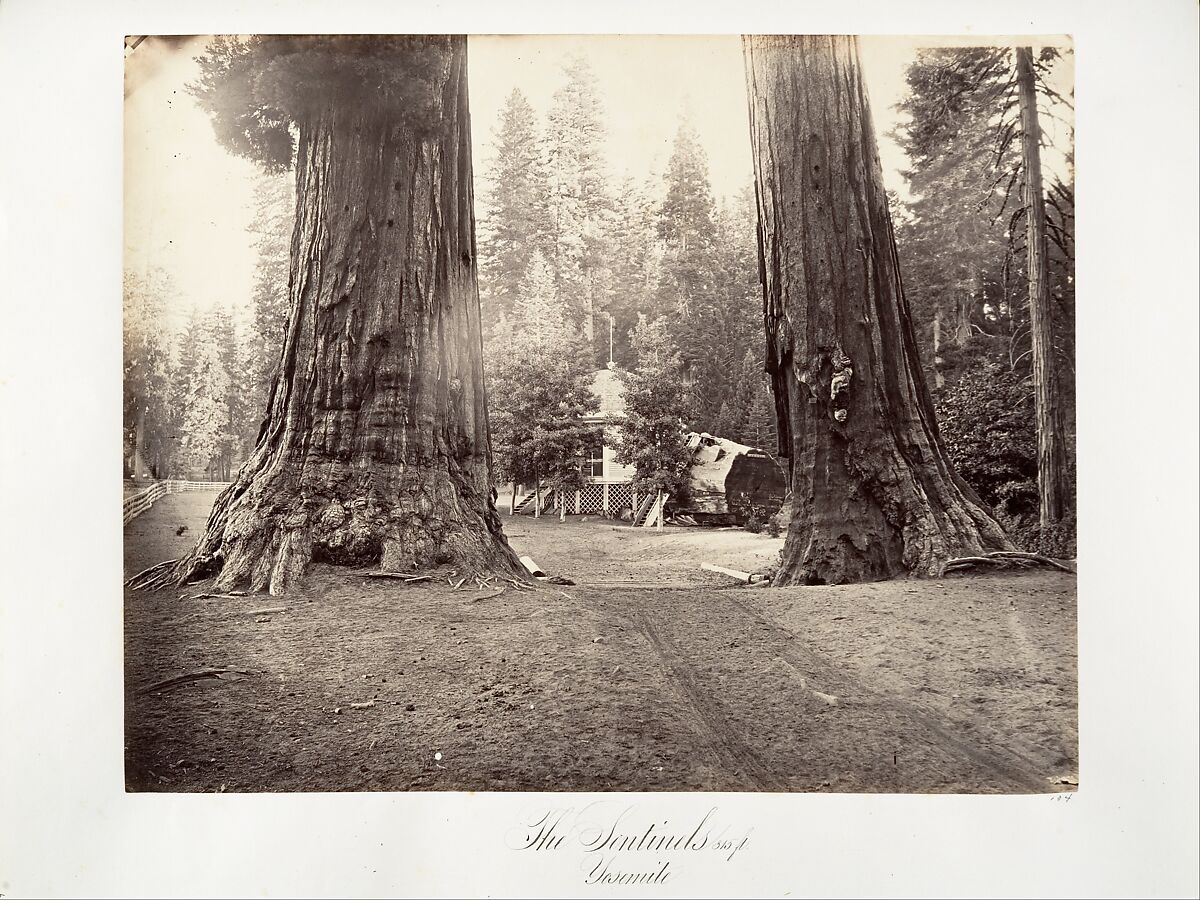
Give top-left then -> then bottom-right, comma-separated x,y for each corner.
615,315 -> 693,509
487,353 -> 597,507
485,257 -> 600,519
530,372 -> 601,521
935,359 -> 1038,517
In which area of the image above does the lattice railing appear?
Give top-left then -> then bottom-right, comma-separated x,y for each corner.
579,483 -> 604,513
510,482 -> 636,517
606,483 -> 632,513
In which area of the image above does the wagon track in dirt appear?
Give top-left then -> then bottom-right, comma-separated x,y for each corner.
720,592 -> 1053,792
630,606 -> 785,791
603,585 -> 1057,793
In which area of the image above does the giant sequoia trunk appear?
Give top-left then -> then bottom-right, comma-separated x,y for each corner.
1016,46 -> 1069,528
161,38 -> 522,594
743,35 -> 1013,585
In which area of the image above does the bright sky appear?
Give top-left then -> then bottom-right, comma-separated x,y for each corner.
124,35 -> 1072,329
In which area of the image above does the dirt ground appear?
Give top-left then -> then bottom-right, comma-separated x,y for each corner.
124,491 -> 1078,793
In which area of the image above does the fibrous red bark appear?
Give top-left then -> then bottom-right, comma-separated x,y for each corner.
161,37 -> 522,595
743,35 -> 1013,585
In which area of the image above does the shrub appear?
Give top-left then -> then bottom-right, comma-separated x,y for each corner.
936,357 -> 1077,558
935,360 -> 1038,518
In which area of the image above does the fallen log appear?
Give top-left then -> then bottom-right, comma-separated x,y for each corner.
140,667 -> 253,695
985,551 -> 1076,573
942,551 -> 1076,575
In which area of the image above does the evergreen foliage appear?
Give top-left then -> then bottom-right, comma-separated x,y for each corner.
541,56 -> 615,364
614,316 -> 694,503
478,88 -> 548,335
173,307 -> 237,479
123,268 -> 178,477
485,261 -> 600,506
189,35 -> 455,172
892,46 -> 1076,553
477,72 -> 767,448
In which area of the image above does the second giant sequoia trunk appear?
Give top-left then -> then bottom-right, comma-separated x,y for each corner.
168,38 -> 522,594
743,35 -> 1012,585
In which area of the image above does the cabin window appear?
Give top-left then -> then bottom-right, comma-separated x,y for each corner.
583,438 -> 604,479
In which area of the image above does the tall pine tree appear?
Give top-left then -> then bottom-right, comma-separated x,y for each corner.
656,117 -> 721,427
478,88 -> 549,336
606,175 -> 661,367
541,56 -> 613,364
123,267 -> 177,479
241,172 -> 294,452
173,307 -> 235,480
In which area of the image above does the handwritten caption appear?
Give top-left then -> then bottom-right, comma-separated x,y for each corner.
507,805 -> 751,886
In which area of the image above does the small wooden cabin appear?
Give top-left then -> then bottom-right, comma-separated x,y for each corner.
507,364 -> 637,517
507,365 -> 785,525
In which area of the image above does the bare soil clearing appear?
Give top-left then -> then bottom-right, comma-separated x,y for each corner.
125,491 -> 1077,793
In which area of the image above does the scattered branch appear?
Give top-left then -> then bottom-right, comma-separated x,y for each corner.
140,667 -> 254,695
942,551 -> 1075,575
124,558 -> 177,589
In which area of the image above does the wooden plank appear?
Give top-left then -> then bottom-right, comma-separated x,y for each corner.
701,562 -> 754,583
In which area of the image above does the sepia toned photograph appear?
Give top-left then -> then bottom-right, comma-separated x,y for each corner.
121,33 -> 1080,795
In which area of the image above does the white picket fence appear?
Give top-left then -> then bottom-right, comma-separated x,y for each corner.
122,480 -> 231,525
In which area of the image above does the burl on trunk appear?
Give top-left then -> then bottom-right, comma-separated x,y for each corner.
166,37 -> 522,594
743,35 -> 1012,585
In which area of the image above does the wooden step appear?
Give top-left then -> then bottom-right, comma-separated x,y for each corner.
632,492 -> 656,526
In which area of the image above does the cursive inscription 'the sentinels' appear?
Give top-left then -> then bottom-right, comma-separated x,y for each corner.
510,805 -> 752,886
